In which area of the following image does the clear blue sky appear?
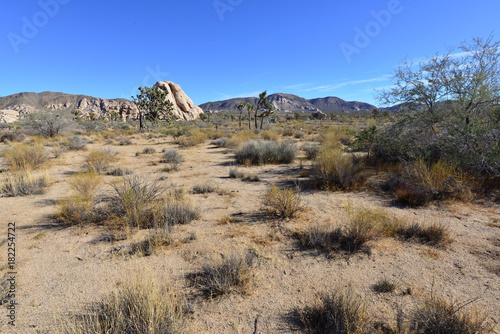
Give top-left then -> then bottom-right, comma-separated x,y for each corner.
1,0 -> 499,106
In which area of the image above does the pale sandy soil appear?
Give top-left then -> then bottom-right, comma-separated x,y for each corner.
0,133 -> 498,333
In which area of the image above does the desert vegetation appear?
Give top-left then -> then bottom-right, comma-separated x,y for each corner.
0,37 -> 498,333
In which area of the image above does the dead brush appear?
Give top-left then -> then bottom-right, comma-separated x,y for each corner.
58,271 -> 186,334
298,285 -> 369,334
3,144 -> 48,172
129,228 -> 172,257
263,186 -> 304,219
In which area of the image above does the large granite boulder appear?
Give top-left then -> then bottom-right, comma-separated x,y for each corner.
154,81 -> 204,120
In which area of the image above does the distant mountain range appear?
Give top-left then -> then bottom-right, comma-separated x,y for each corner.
199,93 -> 378,114
0,90 -> 381,124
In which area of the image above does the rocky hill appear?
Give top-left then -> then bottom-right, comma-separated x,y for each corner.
199,93 -> 378,114
0,81 -> 203,123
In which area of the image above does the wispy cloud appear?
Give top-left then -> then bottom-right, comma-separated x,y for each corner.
287,75 -> 391,94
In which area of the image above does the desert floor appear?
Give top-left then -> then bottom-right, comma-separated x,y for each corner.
0,132 -> 499,333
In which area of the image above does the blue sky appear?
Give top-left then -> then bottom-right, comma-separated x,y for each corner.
1,0 -> 499,106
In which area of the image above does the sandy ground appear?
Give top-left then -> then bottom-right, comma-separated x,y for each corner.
0,134 -> 498,333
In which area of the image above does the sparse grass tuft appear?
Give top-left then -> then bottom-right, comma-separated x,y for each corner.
192,183 -> 218,194
1,172 -> 48,197
408,295 -> 494,334
83,148 -> 117,173
263,186 -> 303,218
396,221 -> 451,248
64,135 -> 88,150
107,167 -> 133,176
163,199 -> 200,226
198,252 -> 255,298
298,285 -> 369,334
129,228 -> 172,257
3,144 -> 48,172
174,129 -> 207,147
229,166 -> 244,179
142,147 -> 156,154
372,278 -> 396,293
59,272 -> 185,334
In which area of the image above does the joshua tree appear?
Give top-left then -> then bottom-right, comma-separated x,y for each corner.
255,91 -> 275,129
132,86 -> 174,129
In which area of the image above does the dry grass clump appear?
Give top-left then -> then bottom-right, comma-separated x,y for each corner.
3,144 -> 48,172
1,172 -> 48,197
192,183 -> 218,194
234,140 -> 297,165
228,167 -> 260,182
407,296 -> 494,334
259,129 -> 280,141
263,186 -> 303,219
197,252 -> 255,298
162,149 -> 183,171
395,160 -> 474,207
395,221 -> 451,248
174,128 -> 207,147
56,171 -> 103,226
372,278 -> 397,293
299,205 -> 393,254
311,147 -> 365,191
83,148 -> 117,173
129,228 -> 172,257
106,167 -> 133,176
163,198 -> 200,226
59,272 -> 185,334
298,285 -> 369,334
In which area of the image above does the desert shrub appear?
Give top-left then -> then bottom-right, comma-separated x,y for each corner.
163,199 -> 200,226
294,131 -> 305,139
112,176 -> 165,229
162,149 -> 183,171
396,221 -> 450,248
142,147 -> 156,154
0,129 -> 26,143
234,140 -> 297,165
83,148 -> 117,173
3,144 -> 48,172
68,171 -> 102,199
59,273 -> 185,334
228,166 -> 244,179
298,285 -> 368,334
1,172 -> 47,197
198,252 -> 254,298
210,137 -> 231,148
302,143 -> 320,160
22,111 -> 70,137
372,278 -> 396,293
129,228 -> 172,257
192,184 -> 217,194
241,173 -> 260,182
107,167 -> 133,176
263,186 -> 303,218
408,295 -> 494,334
64,135 -> 88,150
395,160 -> 473,206
311,147 -> 365,190
300,205 -> 393,254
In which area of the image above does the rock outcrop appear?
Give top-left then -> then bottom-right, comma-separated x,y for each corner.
0,82 -> 203,123
154,81 -> 204,120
